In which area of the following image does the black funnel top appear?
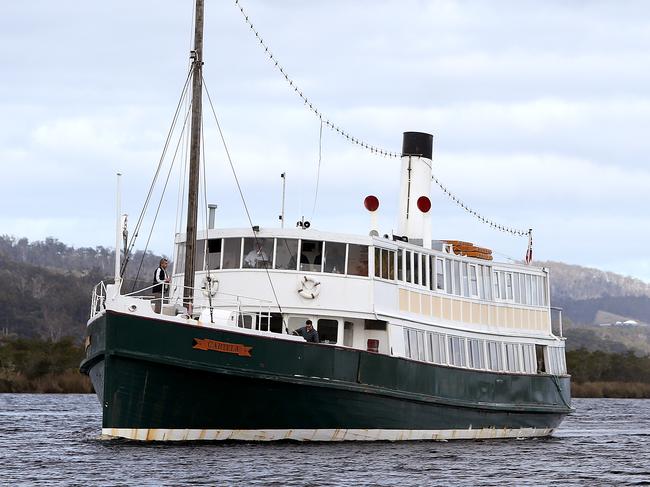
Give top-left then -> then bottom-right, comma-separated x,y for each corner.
402,132 -> 433,160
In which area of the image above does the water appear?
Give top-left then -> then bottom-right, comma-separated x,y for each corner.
1,396 -> 649,486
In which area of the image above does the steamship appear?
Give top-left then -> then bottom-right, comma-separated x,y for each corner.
80,2 -> 571,442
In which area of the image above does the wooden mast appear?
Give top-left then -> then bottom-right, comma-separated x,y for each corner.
183,0 -> 204,309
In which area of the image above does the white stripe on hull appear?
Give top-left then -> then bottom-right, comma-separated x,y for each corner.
101,427 -> 554,442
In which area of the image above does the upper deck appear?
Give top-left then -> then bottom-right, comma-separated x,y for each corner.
172,227 -> 554,339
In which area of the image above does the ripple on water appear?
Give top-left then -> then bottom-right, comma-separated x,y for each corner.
1,396 -> 650,486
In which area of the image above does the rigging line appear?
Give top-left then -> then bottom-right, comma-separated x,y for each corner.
199,115 -> 215,321
130,104 -> 194,291
121,68 -> 193,276
174,82 -> 192,238
310,118 -> 323,220
202,75 -> 286,319
431,172 -> 531,238
233,0 -> 399,159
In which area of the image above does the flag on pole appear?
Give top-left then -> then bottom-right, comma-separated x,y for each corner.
525,229 -> 533,264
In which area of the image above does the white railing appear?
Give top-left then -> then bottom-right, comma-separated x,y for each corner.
89,280 -> 274,331
90,281 -> 107,319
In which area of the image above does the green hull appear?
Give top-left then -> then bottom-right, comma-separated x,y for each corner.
80,310 -> 571,439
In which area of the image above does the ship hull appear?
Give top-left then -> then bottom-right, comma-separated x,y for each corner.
80,310 -> 571,441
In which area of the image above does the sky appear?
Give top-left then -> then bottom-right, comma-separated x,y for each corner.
1,0 -> 650,282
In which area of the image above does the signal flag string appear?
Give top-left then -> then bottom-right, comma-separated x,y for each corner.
233,0 -> 399,158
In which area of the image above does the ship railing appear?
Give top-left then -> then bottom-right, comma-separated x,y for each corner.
90,281 -> 107,319
551,306 -> 563,338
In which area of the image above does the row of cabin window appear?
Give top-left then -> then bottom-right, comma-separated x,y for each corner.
175,237 -> 369,276
493,270 -> 547,306
402,328 -> 558,374
374,248 -> 548,306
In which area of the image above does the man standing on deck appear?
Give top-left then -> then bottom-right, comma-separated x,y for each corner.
153,258 -> 171,313
295,319 -> 319,343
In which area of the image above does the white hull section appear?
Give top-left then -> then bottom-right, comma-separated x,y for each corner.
102,427 -> 554,442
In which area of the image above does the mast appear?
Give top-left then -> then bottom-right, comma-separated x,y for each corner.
183,0 -> 205,309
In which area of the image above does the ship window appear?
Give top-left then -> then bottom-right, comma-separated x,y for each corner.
324,241 -> 346,274
449,336 -> 466,367
242,237 -> 273,269
387,250 -> 395,279
413,253 -> 420,285
175,244 -> 186,274
483,266 -> 492,300
374,248 -> 381,277
469,265 -> 479,297
422,254 -> 428,287
275,238 -> 299,270
532,276 -> 539,306
207,238 -> 222,269
405,251 -> 413,283
417,330 -> 426,361
397,249 -> 404,281
300,240 -> 323,272
453,261 -> 461,296
513,272 -> 521,303
522,344 -> 536,373
428,332 -> 447,365
468,338 -> 485,369
487,341 -> 503,371
506,272 -> 514,300
461,262 -> 469,297
525,274 -> 532,305
493,271 -> 501,299
504,343 -> 521,372
259,313 -> 284,333
195,239 -> 206,270
500,272 -> 507,300
436,258 -> 445,291
347,244 -> 369,276
222,237 -> 242,269
540,276 -> 547,305
237,314 -> 253,329
364,320 -> 387,330
317,319 -> 338,344
445,259 -> 452,294
343,321 -> 354,347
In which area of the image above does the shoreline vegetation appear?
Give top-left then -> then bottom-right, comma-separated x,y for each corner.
1,338 -> 650,397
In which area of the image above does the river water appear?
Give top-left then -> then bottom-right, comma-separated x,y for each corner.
1,395 -> 648,486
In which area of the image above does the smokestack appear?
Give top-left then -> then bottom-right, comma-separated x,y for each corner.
397,132 -> 433,248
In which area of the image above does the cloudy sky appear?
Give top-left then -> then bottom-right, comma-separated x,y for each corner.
2,0 -> 650,281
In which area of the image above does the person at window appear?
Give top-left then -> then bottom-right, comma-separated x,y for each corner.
244,240 -> 269,268
152,258 -> 170,313
294,319 -> 319,343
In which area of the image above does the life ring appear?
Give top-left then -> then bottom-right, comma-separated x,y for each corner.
297,275 -> 321,299
201,276 -> 218,297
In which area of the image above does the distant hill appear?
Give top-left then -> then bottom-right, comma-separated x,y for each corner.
1,235 -> 649,356
0,235 -> 167,341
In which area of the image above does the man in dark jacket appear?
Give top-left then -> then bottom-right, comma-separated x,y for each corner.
295,319 -> 319,343
152,258 -> 170,313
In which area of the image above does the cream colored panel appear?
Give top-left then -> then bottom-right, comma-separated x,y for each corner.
480,304 -> 489,325
432,296 -> 442,317
442,297 -> 452,320
541,310 -> 550,331
410,292 -> 421,314
421,295 -> 431,316
515,308 -> 523,329
452,299 -> 461,321
399,289 -> 409,312
461,301 -> 471,322
471,303 -> 481,324
489,305 -> 497,326
507,307 -> 515,328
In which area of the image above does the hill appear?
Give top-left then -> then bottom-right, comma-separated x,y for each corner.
0,235 -> 168,340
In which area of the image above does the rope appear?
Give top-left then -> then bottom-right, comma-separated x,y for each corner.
130,104 -> 193,290
431,173 -> 531,238
233,0 -> 398,158
202,75 -> 287,323
310,118 -> 323,220
121,68 -> 193,277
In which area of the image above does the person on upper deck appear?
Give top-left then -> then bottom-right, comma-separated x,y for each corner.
294,319 -> 319,343
152,258 -> 170,313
